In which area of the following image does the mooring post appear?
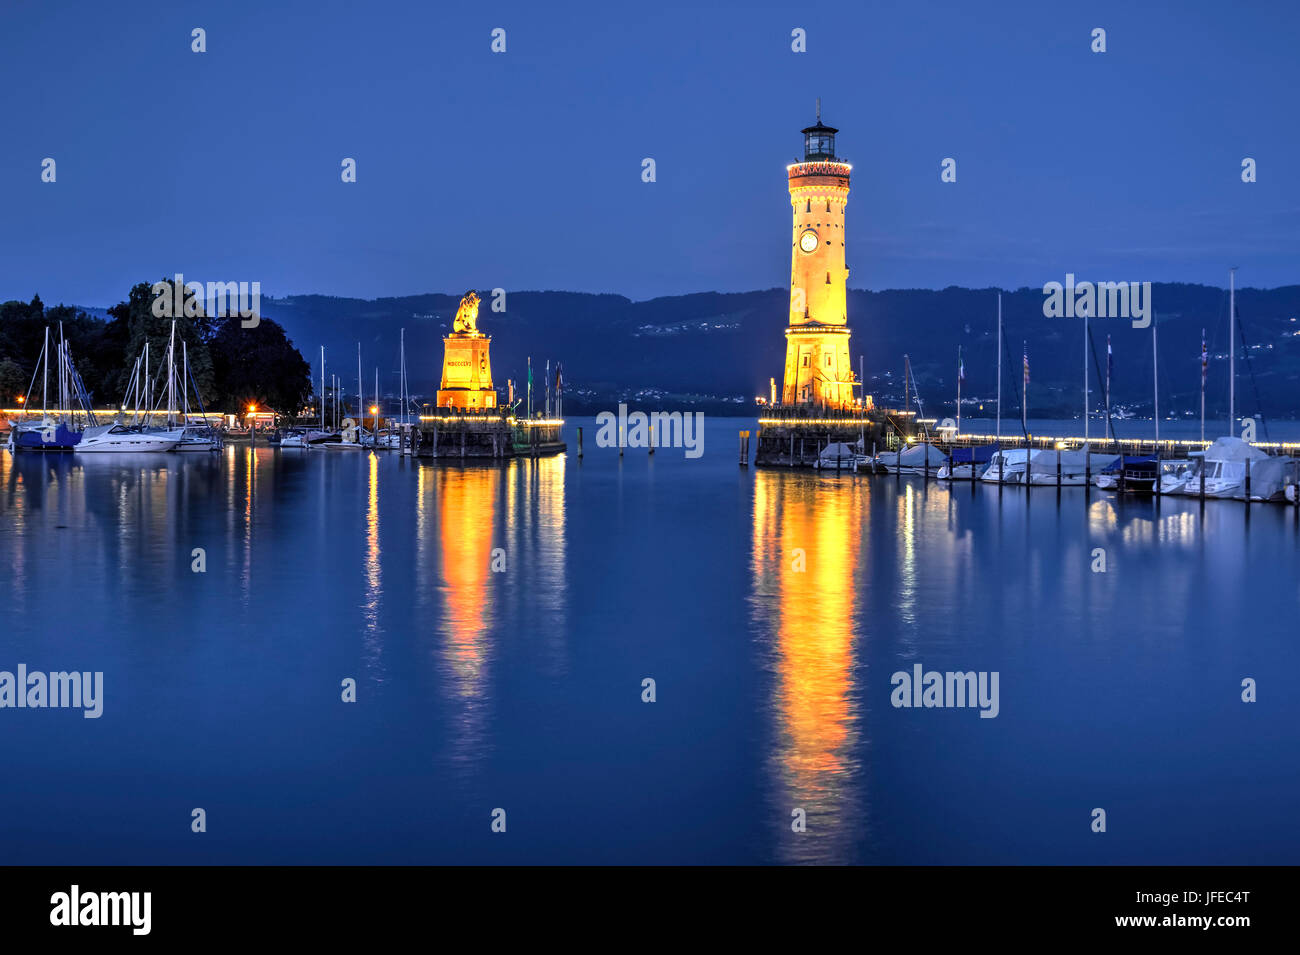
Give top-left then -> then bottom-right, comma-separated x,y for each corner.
1245,456 -> 1251,503
947,447 -> 953,481
1056,448 -> 1061,488
578,426 -> 583,458
1154,448 -> 1161,497
649,422 -> 656,456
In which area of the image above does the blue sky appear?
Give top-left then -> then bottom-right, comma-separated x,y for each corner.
1,0 -> 1296,305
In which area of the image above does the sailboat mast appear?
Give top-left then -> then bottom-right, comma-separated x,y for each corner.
1021,340 -> 1027,433
1083,312 -> 1089,443
320,347 -> 325,431
903,355 -> 910,416
1105,335 -> 1112,441
58,323 -> 66,417
1200,328 -> 1206,443
996,293 -> 1002,441
1229,267 -> 1236,435
400,328 -> 407,425
955,346 -> 961,433
1152,311 -> 1160,445
183,341 -> 190,420
42,327 -> 49,417
167,321 -> 175,428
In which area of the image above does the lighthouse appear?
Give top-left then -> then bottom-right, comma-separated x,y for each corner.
781,105 -> 858,409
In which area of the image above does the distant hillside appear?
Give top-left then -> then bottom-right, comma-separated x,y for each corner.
259,284 -> 1300,418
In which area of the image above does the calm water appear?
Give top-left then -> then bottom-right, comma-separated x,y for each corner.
2,417 -> 1298,865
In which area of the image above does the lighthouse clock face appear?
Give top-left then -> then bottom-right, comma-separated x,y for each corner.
799,229 -> 818,253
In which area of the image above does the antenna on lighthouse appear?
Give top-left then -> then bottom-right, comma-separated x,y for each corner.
816,97 -> 821,122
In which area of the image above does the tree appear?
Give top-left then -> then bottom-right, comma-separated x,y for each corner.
207,316 -> 312,417
106,281 -> 216,405
0,359 -> 26,404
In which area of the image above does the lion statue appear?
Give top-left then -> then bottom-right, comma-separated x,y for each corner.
452,290 -> 481,334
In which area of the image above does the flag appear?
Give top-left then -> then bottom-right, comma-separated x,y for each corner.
555,362 -> 563,395
957,347 -> 965,382
1107,335 -> 1112,380
1201,329 -> 1208,384
1023,346 -> 1029,385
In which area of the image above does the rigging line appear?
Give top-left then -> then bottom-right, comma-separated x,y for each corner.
1001,330 -> 1029,441
1087,324 -> 1119,442
1236,307 -> 1270,443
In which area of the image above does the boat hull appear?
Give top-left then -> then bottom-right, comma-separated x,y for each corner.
7,422 -> 82,450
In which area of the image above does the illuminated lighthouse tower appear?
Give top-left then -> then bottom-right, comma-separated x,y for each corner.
781,106 -> 857,409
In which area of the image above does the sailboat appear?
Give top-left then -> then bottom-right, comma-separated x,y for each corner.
78,335 -> 181,452
7,325 -> 98,451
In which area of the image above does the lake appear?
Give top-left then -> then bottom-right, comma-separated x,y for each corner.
2,416 -> 1297,864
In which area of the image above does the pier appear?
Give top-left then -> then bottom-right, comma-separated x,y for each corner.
408,414 -> 565,460
753,407 -> 921,467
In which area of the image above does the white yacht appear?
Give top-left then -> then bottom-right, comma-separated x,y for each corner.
1174,437 -> 1295,500
1025,448 -> 1119,486
76,424 -> 181,453
172,425 -> 221,452
980,449 -> 1033,484
811,442 -> 859,470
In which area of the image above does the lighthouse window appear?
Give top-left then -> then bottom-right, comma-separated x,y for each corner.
801,355 -> 810,368
825,355 -> 832,367
826,201 -> 831,212
805,200 -> 810,213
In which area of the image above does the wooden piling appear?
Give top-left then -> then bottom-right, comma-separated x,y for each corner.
577,426 -> 583,458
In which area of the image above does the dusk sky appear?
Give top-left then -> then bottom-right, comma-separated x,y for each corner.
2,0 -> 1296,306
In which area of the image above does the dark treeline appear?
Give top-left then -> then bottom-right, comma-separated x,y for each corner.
257,282 -> 1300,418
0,282 -> 312,417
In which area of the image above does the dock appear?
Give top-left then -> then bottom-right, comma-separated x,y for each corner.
407,413 -> 565,460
